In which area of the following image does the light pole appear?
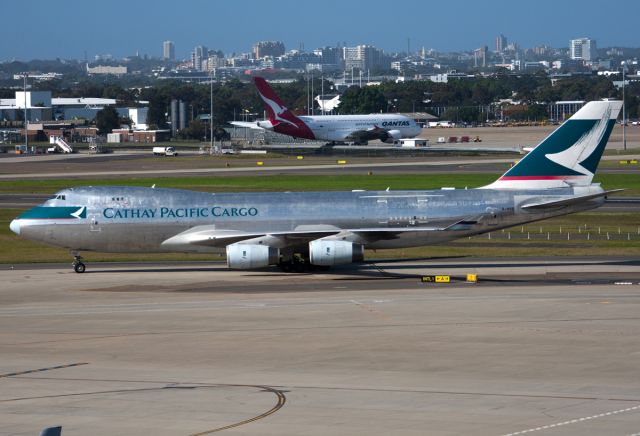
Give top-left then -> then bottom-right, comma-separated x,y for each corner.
306,74 -> 310,115
321,75 -> 324,114
309,72 -> 315,115
209,70 -> 215,153
23,73 -> 28,149
622,61 -> 627,151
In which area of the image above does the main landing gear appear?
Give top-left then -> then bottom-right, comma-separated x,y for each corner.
278,256 -> 307,273
71,252 -> 86,273
277,254 -> 330,273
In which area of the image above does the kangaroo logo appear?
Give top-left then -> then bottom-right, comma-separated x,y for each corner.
258,93 -> 299,129
545,106 -> 611,177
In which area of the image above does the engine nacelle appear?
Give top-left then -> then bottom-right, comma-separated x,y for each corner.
383,129 -> 403,143
309,240 -> 364,266
257,120 -> 274,129
226,243 -> 279,269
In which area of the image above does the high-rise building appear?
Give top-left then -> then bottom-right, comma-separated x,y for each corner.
203,55 -> 226,71
474,46 -> 488,68
192,45 -> 208,70
314,46 -> 342,67
570,38 -> 597,61
495,34 -> 507,53
343,47 -> 360,71
253,41 -> 285,59
163,41 -> 175,61
343,45 -> 385,72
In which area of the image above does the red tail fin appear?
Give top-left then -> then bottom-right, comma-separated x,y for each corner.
254,77 -> 289,122
253,77 -> 315,139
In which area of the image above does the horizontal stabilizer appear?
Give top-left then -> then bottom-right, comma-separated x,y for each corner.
229,121 -> 265,130
520,189 -> 623,210
39,427 -> 62,436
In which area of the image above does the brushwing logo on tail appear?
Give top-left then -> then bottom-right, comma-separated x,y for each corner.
544,106 -> 612,177
257,92 -> 299,129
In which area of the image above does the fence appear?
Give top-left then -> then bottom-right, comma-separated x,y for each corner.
474,224 -> 640,242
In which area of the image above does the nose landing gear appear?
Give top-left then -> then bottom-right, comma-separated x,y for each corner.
71,252 -> 86,273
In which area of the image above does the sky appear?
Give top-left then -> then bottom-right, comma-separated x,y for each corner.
2,0 -> 639,61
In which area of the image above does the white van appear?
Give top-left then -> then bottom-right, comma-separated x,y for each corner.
153,146 -> 177,156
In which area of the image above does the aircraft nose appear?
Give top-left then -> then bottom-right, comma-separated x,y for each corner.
10,219 -> 20,235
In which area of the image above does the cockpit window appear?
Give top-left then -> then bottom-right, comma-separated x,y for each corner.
53,194 -> 66,200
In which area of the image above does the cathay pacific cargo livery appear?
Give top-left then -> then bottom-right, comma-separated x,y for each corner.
10,100 -> 622,273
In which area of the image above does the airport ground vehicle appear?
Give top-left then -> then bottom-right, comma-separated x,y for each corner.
152,146 -> 177,156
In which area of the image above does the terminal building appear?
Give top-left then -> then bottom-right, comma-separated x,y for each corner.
0,91 -> 148,129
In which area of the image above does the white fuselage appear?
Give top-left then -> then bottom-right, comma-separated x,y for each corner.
265,113 -> 422,142
303,114 -> 421,141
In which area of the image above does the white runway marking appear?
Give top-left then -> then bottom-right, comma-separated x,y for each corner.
502,404 -> 640,435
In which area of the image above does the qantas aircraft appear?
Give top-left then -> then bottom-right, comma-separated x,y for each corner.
10,100 -> 623,273
232,77 -> 422,144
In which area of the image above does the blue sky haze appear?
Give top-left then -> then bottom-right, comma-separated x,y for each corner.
2,0 -> 638,60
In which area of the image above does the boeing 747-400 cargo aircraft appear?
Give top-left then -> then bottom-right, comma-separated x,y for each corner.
10,100 -> 622,273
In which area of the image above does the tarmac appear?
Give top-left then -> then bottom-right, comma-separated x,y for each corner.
2,259 -> 640,435
1,124 -> 640,435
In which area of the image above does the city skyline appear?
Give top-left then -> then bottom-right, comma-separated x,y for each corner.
1,0 -> 639,61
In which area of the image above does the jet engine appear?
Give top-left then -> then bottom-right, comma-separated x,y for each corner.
256,120 -> 275,129
226,243 -> 279,269
383,129 -> 403,143
309,240 -> 364,266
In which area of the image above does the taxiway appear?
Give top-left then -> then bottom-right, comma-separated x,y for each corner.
1,259 -> 640,435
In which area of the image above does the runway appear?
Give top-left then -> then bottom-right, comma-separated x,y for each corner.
1,259 -> 640,435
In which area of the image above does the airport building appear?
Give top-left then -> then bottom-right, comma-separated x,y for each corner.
116,107 -> 149,130
0,91 -> 148,130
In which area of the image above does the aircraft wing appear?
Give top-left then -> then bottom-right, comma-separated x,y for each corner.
229,121 -> 265,130
344,126 -> 390,142
520,189 -> 623,210
161,226 -> 343,248
162,219 -> 471,249
345,125 -> 406,143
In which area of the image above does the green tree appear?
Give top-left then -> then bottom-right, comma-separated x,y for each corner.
337,86 -> 387,114
178,119 -> 206,140
95,106 -> 120,134
146,95 -> 167,129
442,106 -> 480,123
